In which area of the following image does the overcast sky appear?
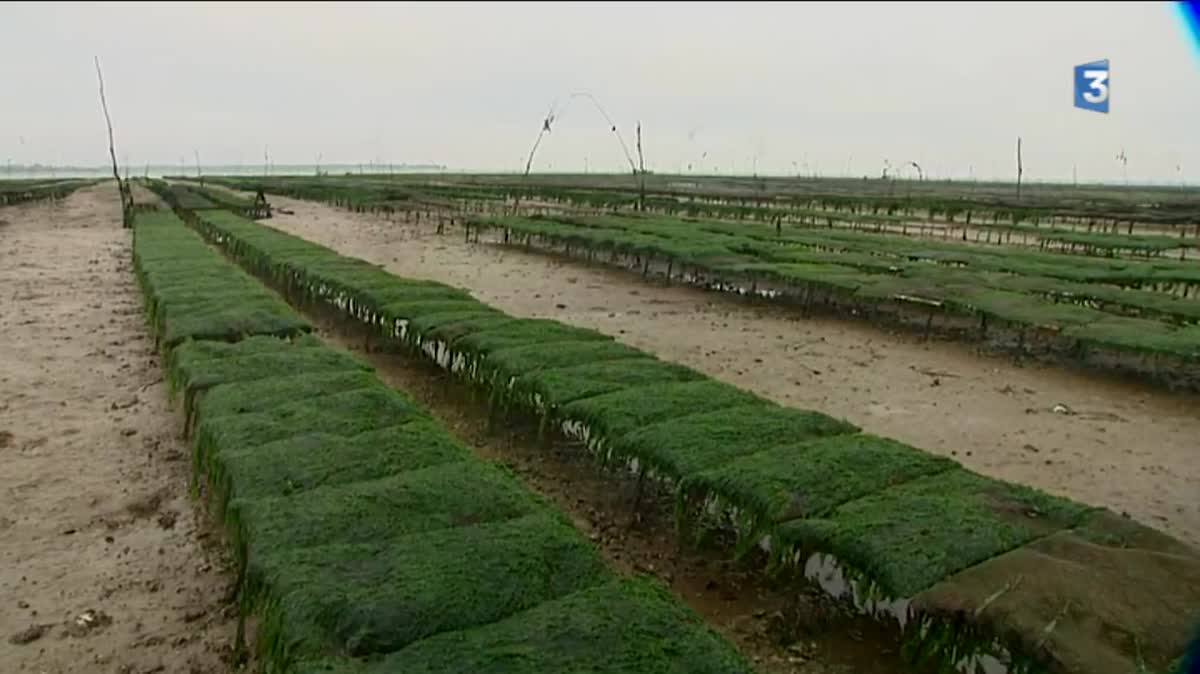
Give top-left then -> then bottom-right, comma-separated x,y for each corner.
3,1 -> 1198,182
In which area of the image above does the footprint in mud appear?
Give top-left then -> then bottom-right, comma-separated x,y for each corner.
124,489 -> 166,520
8,623 -> 52,645
0,430 -> 13,449
8,609 -> 113,646
156,511 -> 178,530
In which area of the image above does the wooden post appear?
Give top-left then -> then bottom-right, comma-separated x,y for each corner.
636,122 -> 646,212
1016,137 -> 1023,201
627,469 -> 646,529
94,56 -> 131,227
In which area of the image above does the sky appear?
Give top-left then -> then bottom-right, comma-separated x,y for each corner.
2,1 -> 1199,182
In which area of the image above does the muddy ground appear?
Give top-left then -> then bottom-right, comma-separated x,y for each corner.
0,184 -> 238,673
257,193 -> 1200,548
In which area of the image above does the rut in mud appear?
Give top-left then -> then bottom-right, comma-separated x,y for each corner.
296,300 -> 914,674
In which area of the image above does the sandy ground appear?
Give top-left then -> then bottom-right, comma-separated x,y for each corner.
258,194 -> 1200,548
0,185 -> 238,673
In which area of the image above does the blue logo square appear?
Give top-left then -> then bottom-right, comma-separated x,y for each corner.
1074,59 -> 1110,113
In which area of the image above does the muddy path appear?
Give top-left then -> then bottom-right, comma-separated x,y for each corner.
255,193 -> 1200,548
0,184 -> 238,673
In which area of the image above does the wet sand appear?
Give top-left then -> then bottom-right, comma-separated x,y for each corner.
0,184 -> 237,672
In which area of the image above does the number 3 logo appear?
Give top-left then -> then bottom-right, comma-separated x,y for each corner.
1074,59 -> 1110,113
1081,69 -> 1109,103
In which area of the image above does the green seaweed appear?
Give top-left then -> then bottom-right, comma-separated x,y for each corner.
613,404 -> 858,479
173,347 -> 371,417
453,320 -> 612,358
210,423 -> 469,511
167,333 -> 324,372
249,513 -> 610,666
410,312 -> 515,345
513,358 -> 705,409
369,578 -> 756,673
377,299 -> 490,324
483,340 -> 649,383
133,211 -> 310,347
290,661 -> 366,674
682,433 -> 958,528
194,385 -> 427,475
195,370 -> 380,421
773,468 -> 1093,597
560,380 -> 766,442
229,460 -> 544,559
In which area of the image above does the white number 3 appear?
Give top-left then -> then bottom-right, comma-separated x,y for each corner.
1082,70 -> 1109,104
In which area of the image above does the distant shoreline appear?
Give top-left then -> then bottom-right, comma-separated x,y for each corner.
0,164 -> 447,179
0,167 -> 1193,190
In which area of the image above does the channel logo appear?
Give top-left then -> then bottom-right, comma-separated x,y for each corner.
1074,59 -> 1110,113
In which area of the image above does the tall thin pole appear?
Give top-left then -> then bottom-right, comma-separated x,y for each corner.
94,56 -> 127,224
1015,137 -> 1023,201
95,57 -> 120,186
514,106 -> 556,216
636,121 -> 646,212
